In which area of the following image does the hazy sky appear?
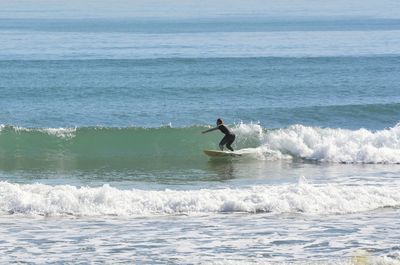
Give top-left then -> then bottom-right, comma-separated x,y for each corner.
1,0 -> 399,19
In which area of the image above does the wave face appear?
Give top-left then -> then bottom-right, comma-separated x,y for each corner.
1,180 -> 399,216
2,123 -> 400,170
0,125 -> 220,170
0,123 -> 265,171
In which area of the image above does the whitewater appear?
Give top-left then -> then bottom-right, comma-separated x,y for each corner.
2,180 -> 400,216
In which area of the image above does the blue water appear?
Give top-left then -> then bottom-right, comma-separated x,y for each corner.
2,57 -> 400,129
1,2 -> 400,264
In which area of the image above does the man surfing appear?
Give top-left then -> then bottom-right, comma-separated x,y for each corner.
202,118 -> 235,151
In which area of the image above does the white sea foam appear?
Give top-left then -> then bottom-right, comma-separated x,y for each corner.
38,127 -> 77,138
228,123 -> 400,163
231,123 -> 290,160
0,125 -> 77,138
233,122 -> 263,138
1,181 -> 399,217
235,147 -> 292,161
264,124 -> 400,164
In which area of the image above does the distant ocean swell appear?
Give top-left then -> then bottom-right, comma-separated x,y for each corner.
2,123 -> 400,168
1,179 -> 399,216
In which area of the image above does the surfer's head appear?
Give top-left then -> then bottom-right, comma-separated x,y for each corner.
216,118 -> 223,125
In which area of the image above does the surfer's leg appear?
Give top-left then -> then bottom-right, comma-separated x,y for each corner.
226,135 -> 235,151
219,135 -> 229,150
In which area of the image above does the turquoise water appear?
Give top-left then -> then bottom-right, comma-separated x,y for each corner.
2,3 -> 400,264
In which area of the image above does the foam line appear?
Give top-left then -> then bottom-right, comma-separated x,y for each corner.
1,181 -> 399,216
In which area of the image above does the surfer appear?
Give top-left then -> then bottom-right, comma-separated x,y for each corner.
202,118 -> 235,151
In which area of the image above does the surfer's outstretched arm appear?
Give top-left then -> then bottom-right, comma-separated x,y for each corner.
202,127 -> 218,134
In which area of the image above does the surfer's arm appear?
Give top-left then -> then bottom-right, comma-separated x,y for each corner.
202,127 -> 218,134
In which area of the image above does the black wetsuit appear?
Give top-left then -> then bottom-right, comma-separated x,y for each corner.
218,124 -> 235,151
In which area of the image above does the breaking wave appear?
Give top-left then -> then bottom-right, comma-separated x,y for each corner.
1,179 -> 399,216
265,124 -> 400,163
1,123 -> 400,171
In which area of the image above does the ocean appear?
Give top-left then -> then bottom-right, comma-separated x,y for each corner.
1,1 -> 400,264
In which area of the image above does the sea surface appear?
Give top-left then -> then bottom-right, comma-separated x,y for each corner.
1,1 -> 400,264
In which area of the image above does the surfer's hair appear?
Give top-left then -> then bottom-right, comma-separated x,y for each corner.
216,118 -> 223,125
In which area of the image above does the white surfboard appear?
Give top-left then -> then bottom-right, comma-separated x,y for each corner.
203,149 -> 241,157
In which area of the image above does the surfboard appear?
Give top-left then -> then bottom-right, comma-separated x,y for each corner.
203,149 -> 241,157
